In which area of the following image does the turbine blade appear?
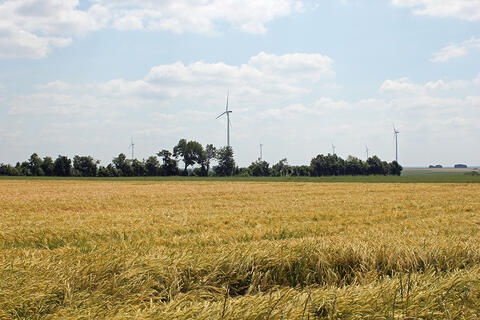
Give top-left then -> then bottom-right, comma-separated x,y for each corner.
226,90 -> 229,111
216,111 -> 227,119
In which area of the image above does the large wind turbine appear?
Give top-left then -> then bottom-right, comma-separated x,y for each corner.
216,92 -> 233,147
393,124 -> 399,162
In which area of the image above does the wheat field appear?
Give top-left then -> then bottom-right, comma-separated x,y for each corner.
1,180 -> 479,319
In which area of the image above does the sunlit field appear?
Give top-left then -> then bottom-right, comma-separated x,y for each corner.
1,180 -> 480,319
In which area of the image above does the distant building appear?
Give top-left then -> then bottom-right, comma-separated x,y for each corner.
429,165 -> 443,168
454,164 -> 468,168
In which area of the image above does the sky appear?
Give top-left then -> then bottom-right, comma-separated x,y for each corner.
0,0 -> 479,168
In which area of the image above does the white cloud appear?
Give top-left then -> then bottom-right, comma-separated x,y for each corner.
392,0 -> 480,21
0,0 -> 108,58
380,75 -> 478,96
431,36 -> 480,63
99,0 -> 303,35
8,51 -> 334,115
0,0 -> 302,59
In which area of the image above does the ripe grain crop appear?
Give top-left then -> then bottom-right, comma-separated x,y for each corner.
1,180 -> 479,319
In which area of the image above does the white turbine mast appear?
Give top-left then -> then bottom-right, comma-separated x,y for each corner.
331,142 -> 336,155
216,91 -> 233,147
129,137 -> 135,160
365,145 -> 370,159
393,124 -> 400,163
259,143 -> 263,161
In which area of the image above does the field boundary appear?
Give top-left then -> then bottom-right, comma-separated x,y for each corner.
1,175 -> 479,183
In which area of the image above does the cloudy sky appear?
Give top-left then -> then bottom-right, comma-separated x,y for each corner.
1,0 -> 479,167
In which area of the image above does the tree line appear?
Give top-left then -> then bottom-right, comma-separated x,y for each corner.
0,138 -> 402,177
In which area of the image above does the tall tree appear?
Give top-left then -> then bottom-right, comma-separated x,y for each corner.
204,144 -> 217,174
214,146 -> 235,176
248,160 -> 270,176
73,155 -> 98,177
173,139 -> 206,173
145,156 -> 160,176
158,150 -> 179,176
272,158 -> 289,177
132,159 -> 145,176
112,153 -> 133,176
29,153 -> 44,176
54,155 -> 72,176
41,156 -> 54,176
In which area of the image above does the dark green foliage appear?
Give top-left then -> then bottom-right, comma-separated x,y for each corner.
145,156 -> 160,176
204,144 -> 216,174
73,155 -> 98,177
132,159 -> 145,176
113,153 -> 133,177
214,146 -> 235,176
28,153 -> 44,176
291,165 -> 311,176
41,157 -> 54,176
53,156 -> 72,176
272,158 -> 291,177
0,139 -> 403,178
158,150 -> 179,176
0,164 -> 19,176
173,139 -> 206,173
248,161 -> 270,176
389,161 -> 403,176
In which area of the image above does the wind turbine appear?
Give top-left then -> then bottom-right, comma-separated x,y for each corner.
129,137 -> 135,160
365,145 -> 370,159
259,143 -> 263,161
393,124 -> 399,163
331,143 -> 336,155
216,91 -> 233,147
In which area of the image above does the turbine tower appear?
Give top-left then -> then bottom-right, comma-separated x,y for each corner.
331,143 -> 336,155
129,137 -> 135,160
393,124 -> 399,163
259,143 -> 263,161
216,91 -> 233,147
365,145 -> 370,159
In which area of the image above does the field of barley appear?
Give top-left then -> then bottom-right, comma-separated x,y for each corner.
1,180 -> 480,319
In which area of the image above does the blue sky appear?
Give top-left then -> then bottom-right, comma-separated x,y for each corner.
0,0 -> 479,167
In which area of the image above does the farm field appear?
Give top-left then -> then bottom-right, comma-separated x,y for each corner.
1,180 -> 480,319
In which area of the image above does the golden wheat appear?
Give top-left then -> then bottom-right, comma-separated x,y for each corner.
1,180 -> 479,319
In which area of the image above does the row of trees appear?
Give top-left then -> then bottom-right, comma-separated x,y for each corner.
0,139 -> 402,177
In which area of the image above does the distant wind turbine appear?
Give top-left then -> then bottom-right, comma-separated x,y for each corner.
331,143 -> 336,155
365,145 -> 370,159
129,137 -> 135,160
216,91 -> 233,147
393,124 -> 399,163
259,143 -> 263,161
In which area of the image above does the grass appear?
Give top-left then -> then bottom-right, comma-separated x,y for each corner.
1,173 -> 480,183
1,180 -> 480,319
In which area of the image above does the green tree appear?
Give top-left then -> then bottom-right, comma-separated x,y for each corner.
248,160 -> 270,176
388,160 -> 403,176
214,146 -> 235,176
366,156 -> 384,175
54,155 -> 72,176
173,139 -> 206,173
204,144 -> 217,174
112,153 -> 133,176
272,158 -> 289,177
73,155 -> 98,177
29,153 -> 44,176
0,164 -> 19,176
132,159 -> 146,176
157,150 -> 179,176
145,156 -> 160,176
41,156 -> 54,176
